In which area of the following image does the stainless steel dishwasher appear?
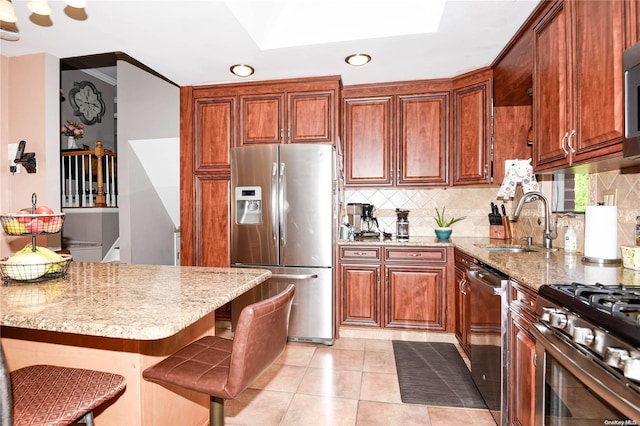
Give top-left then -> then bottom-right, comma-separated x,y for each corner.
467,263 -> 509,426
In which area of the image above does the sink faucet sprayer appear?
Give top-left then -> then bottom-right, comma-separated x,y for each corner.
510,191 -> 558,249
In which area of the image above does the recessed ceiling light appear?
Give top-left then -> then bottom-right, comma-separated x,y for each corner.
345,54 -> 371,66
230,64 -> 255,77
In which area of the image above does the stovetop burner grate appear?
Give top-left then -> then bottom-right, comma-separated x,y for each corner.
539,283 -> 640,348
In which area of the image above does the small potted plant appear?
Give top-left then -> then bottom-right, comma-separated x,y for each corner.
434,207 -> 465,240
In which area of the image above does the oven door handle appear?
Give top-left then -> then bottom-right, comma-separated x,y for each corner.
530,323 -> 640,419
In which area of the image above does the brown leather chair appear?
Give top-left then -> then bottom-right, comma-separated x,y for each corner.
143,284 -> 295,426
0,341 -> 126,426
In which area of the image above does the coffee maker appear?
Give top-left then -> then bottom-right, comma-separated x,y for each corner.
346,203 -> 380,238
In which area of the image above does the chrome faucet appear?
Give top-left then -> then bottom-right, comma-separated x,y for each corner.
511,191 -> 558,249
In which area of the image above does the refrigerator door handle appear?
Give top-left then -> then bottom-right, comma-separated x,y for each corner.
279,162 -> 286,247
270,273 -> 319,280
271,162 -> 278,244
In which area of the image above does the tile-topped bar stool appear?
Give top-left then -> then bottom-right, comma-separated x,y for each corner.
0,341 -> 126,426
143,284 -> 295,426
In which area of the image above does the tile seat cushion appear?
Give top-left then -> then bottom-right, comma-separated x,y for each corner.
11,365 -> 126,426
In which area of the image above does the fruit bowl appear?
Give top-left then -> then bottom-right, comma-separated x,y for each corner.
1,213 -> 65,235
0,254 -> 73,284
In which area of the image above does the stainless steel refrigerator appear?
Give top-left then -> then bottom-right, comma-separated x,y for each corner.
230,144 -> 336,345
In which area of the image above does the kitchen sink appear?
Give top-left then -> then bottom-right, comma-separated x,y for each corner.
475,244 -> 560,253
483,246 -> 533,252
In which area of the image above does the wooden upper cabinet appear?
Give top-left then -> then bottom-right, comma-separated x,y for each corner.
240,94 -> 284,145
238,77 -> 340,146
533,0 -> 626,171
452,71 -> 492,185
288,90 -> 335,143
397,94 -> 449,186
344,97 -> 393,186
194,97 -> 235,171
342,83 -> 450,188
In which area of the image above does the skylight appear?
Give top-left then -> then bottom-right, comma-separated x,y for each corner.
224,0 -> 446,50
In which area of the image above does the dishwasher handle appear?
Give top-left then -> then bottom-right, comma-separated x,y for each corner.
467,268 -> 504,295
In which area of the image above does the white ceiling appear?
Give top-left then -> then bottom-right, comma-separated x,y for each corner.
0,0 -> 541,87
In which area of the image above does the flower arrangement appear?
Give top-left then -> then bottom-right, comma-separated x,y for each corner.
61,120 -> 84,140
434,207 -> 466,228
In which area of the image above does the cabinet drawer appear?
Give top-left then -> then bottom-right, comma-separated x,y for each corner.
454,250 -> 476,269
340,246 -> 381,261
509,279 -> 537,319
385,247 -> 446,263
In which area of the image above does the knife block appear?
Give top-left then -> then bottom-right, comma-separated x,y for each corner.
490,225 -> 507,240
490,217 -> 512,240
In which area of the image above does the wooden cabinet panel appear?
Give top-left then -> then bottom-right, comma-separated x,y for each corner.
533,2 -> 571,170
195,98 -> 234,170
340,246 -> 381,261
508,279 -> 538,426
240,94 -> 284,145
344,98 -> 393,186
571,0 -> 625,162
340,263 -> 381,327
453,79 -> 491,184
533,0 -> 626,171
196,177 -> 230,267
510,313 -> 536,426
397,94 -> 449,185
385,247 -> 446,262
454,266 -> 470,356
289,91 -> 335,143
385,265 -> 446,330
493,106 -> 532,181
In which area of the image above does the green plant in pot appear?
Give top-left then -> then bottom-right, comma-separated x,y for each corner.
434,207 -> 465,240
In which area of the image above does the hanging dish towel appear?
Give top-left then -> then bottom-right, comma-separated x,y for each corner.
497,158 -> 539,200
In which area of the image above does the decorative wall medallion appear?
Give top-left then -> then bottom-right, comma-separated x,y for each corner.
69,80 -> 106,125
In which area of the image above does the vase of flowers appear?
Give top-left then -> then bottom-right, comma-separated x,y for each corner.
61,120 -> 84,149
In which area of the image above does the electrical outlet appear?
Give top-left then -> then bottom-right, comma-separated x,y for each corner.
8,143 -> 19,173
603,189 -> 617,206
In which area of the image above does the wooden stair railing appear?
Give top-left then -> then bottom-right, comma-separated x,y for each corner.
61,141 -> 118,208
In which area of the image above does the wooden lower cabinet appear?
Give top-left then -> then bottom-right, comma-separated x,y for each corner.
340,263 -> 381,326
508,279 -> 538,426
338,245 -> 453,332
454,249 -> 474,356
385,264 -> 447,330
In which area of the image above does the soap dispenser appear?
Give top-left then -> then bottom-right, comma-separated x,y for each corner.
564,223 -> 577,252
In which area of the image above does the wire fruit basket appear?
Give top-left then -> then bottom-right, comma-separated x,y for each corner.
1,213 -> 65,235
0,254 -> 73,284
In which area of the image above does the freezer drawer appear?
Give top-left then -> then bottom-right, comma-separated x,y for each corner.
231,266 -> 334,345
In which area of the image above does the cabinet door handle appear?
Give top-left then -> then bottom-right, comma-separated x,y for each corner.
560,132 -> 569,155
280,128 -> 284,142
520,297 -> 535,308
353,252 -> 368,256
408,253 -> 423,257
567,129 -> 576,153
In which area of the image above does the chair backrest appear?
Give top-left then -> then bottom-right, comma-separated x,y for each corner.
0,341 -> 13,426
226,284 -> 295,397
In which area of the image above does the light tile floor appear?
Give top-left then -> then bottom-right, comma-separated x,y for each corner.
217,325 -> 496,426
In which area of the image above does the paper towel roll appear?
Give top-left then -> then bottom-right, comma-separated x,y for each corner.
584,205 -> 618,260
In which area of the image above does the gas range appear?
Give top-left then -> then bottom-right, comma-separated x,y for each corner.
537,283 -> 640,383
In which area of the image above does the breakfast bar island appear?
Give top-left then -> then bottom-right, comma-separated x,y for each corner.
0,262 -> 272,426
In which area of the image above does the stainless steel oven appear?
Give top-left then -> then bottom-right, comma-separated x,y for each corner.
532,284 -> 640,424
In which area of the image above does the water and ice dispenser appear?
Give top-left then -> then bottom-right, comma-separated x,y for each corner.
235,186 -> 262,224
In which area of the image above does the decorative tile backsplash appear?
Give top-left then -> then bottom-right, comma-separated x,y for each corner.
344,170 -> 639,251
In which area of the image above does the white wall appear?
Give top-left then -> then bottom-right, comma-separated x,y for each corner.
116,61 -> 179,265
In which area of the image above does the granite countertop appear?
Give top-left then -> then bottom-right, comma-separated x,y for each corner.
0,262 -> 271,340
339,236 -> 639,291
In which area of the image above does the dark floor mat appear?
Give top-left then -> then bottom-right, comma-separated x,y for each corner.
392,341 -> 488,409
